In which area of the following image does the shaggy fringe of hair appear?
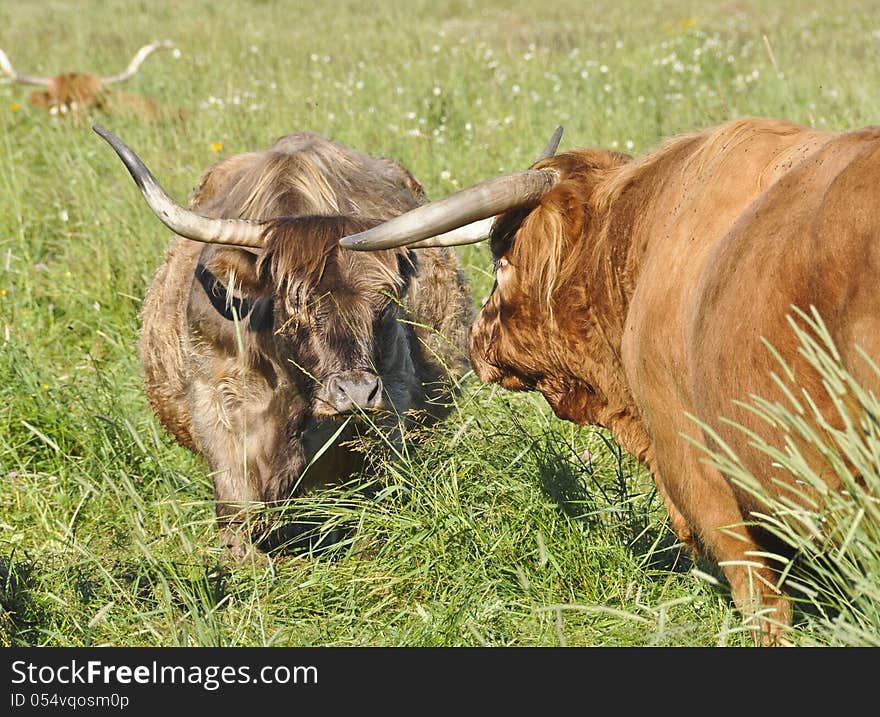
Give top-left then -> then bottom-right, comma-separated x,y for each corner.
515,150 -> 627,313
256,215 -> 409,296
192,150 -> 342,220
258,216 -> 375,286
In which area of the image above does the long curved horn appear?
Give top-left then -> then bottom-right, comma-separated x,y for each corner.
93,124 -> 267,248
406,217 -> 496,249
100,41 -> 176,84
0,48 -> 51,85
340,126 -> 563,251
536,125 -> 564,162
408,126 -> 564,249
339,169 -> 556,250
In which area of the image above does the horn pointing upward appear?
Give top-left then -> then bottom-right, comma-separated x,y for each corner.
536,125 -> 564,162
93,124 -> 267,248
340,169 -> 557,251
340,126 -> 563,251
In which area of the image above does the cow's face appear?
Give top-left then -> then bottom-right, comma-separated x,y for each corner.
469,212 -> 604,425
468,164 -> 618,423
266,241 -> 413,419
468,206 -> 560,394
176,137 -> 430,424
202,218 -> 414,421
29,74 -> 104,113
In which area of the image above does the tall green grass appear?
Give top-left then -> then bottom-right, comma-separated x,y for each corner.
689,308 -> 880,646
1,0 -> 879,646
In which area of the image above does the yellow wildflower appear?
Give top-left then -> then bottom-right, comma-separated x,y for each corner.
10,103 -> 20,112
211,142 -> 222,152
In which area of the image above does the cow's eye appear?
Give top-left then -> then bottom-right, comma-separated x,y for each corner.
375,302 -> 396,327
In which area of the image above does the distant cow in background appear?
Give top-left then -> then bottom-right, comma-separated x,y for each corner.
1,42 -> 176,116
94,126 -> 473,559
341,117 -> 880,643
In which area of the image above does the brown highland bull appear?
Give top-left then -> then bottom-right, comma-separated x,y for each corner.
94,125 -> 474,559
341,117 -> 880,643
1,42 -> 176,116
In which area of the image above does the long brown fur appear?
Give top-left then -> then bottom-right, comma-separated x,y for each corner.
468,116 -> 880,643
139,133 -> 472,559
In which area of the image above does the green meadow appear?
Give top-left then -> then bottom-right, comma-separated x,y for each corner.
1,0 -> 879,646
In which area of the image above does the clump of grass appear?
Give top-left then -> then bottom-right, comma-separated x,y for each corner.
689,306 -> 880,646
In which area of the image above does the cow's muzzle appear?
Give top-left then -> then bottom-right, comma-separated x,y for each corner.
314,371 -> 385,416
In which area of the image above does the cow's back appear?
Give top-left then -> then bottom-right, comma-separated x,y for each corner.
687,126 -> 880,502
621,119 -> 831,418
618,118 -> 837,521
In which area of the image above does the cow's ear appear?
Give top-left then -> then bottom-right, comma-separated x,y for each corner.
379,157 -> 427,200
189,152 -> 256,209
536,183 -> 589,242
203,248 -> 264,295
517,182 -> 590,301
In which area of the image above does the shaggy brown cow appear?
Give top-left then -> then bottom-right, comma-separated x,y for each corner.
1,42 -> 176,116
340,117 -> 880,642
94,125 -> 473,559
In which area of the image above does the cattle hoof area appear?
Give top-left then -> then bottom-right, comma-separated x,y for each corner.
255,520 -> 351,559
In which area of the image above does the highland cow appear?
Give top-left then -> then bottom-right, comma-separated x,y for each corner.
95,126 -> 473,558
341,118 -> 880,642
1,43 -> 175,116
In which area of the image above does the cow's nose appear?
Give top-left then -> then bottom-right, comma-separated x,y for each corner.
323,372 -> 384,414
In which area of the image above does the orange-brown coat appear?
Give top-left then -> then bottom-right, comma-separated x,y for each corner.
464,117 -> 880,641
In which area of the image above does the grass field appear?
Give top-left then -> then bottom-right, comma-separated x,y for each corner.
2,0 -> 880,647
